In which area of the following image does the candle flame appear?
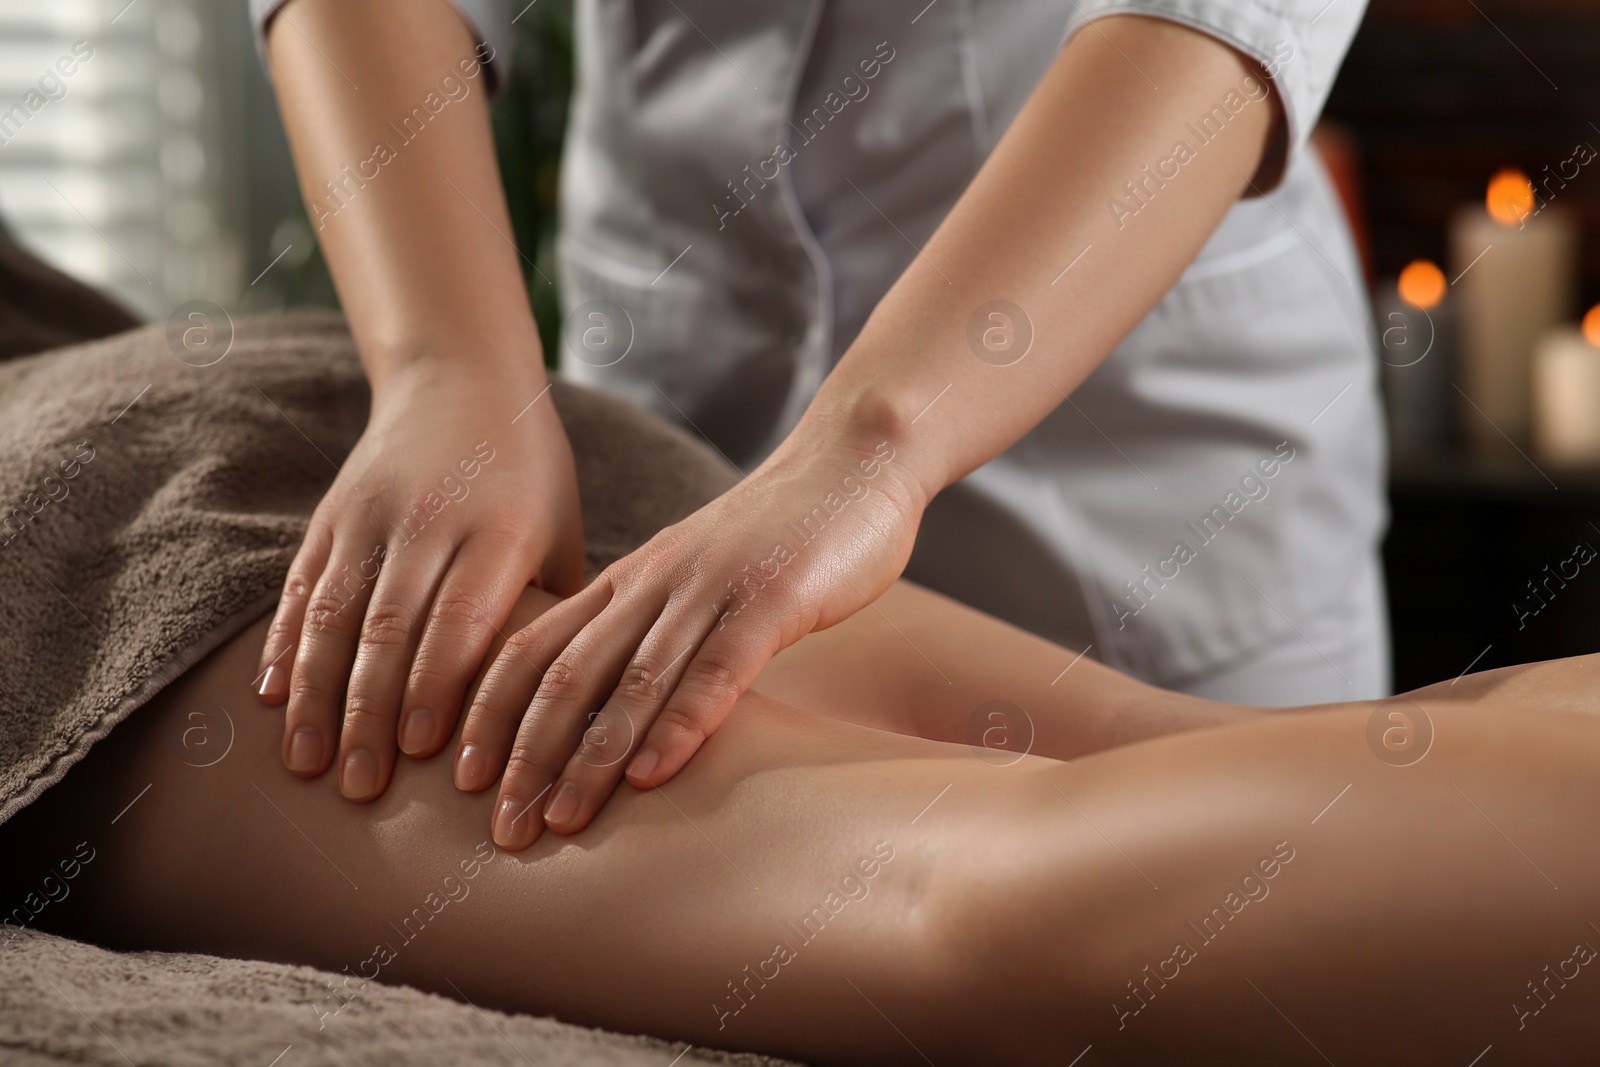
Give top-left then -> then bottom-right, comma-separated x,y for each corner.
1584,305 -> 1600,348
1397,260 -> 1446,310
1486,168 -> 1535,226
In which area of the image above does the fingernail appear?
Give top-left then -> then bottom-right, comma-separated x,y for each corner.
287,727 -> 322,774
399,708 -> 435,755
627,748 -> 660,784
493,795 -> 530,849
341,749 -> 379,800
454,743 -> 488,790
257,664 -> 288,703
544,780 -> 580,826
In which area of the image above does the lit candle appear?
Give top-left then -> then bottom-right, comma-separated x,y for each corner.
1449,168 -> 1578,449
1533,306 -> 1600,465
1377,259 -> 1454,457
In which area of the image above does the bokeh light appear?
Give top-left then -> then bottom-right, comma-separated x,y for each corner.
1583,304 -> 1600,348
1486,167 -> 1535,226
1397,259 -> 1447,309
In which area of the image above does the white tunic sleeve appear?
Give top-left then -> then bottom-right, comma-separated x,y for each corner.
247,0 -> 514,97
1060,0 -> 1369,188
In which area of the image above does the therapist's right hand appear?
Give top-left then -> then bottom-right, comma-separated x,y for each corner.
254,361 -> 585,802
457,422 -> 928,849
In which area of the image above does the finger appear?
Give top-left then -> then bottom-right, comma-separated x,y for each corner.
624,611 -> 778,789
255,524 -> 332,705
280,538 -> 384,778
454,580 -> 611,793
337,543 -> 451,801
491,601 -> 661,851
541,601 -> 712,835
399,532 -> 535,760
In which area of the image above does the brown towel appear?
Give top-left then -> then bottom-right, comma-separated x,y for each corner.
0,233 -> 140,360
0,924 -> 794,1067
0,309 -> 736,828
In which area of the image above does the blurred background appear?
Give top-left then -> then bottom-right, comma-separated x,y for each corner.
2,0 -> 1599,690
0,0 -> 573,351
1319,0 -> 1600,688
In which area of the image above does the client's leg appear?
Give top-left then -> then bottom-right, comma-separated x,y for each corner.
13,587 -> 1089,1066
755,580 -> 1257,758
11,586 -> 1600,1064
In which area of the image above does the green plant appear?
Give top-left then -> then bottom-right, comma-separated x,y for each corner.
491,0 -> 575,366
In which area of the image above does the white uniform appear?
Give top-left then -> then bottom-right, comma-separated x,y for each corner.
254,0 -> 1389,703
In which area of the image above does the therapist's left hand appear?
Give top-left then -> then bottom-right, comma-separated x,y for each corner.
456,424 -> 924,849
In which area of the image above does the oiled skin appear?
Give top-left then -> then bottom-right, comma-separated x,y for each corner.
6,582 -> 1600,1064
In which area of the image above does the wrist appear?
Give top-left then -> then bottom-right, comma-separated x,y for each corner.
365,332 -> 546,407
787,379 -> 947,514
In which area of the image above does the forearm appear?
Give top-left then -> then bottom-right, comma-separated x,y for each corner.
265,0 -> 541,395
792,15 -> 1280,501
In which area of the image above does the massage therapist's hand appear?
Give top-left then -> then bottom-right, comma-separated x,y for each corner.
254,363 -> 585,801
457,423 -> 924,849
